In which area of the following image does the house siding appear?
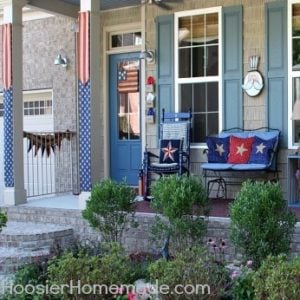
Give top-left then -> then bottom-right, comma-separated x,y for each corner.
0,0 -> 293,199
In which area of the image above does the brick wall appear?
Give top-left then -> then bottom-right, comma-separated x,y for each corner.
4,205 -> 300,261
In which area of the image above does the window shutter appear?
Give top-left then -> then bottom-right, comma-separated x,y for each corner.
156,14 -> 174,117
265,1 -> 287,147
222,5 -> 243,130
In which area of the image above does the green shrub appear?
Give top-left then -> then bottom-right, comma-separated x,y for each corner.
148,247 -> 229,300
4,262 -> 47,300
150,175 -> 209,253
47,243 -> 143,299
82,179 -> 137,243
0,209 -> 7,232
231,267 -> 255,300
253,255 -> 300,300
229,180 -> 296,268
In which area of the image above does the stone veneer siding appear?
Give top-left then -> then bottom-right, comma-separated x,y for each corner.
0,15 -> 79,194
3,206 -> 300,261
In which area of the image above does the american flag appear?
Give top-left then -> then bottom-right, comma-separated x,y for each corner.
2,23 -> 12,90
78,12 -> 89,85
118,69 -> 139,93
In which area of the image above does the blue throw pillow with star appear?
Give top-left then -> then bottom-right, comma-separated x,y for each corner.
206,136 -> 230,163
248,136 -> 277,165
159,139 -> 181,164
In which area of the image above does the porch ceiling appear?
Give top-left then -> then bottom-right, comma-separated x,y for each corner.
26,0 -> 141,18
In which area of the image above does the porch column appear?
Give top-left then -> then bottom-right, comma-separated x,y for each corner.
1,0 -> 27,205
78,0 -> 101,205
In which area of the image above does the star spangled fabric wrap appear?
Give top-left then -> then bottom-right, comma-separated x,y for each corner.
2,23 -> 14,187
78,11 -> 91,191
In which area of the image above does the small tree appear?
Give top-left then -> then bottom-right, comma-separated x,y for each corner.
82,179 -> 137,243
150,174 -> 209,254
229,180 -> 296,268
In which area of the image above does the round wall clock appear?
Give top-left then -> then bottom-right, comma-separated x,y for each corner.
242,70 -> 264,97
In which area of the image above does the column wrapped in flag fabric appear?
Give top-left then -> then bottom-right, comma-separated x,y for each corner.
78,11 -> 92,192
2,24 -> 12,90
2,23 -> 14,187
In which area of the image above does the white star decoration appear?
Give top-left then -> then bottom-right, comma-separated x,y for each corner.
162,141 -> 178,162
215,143 -> 225,156
236,143 -> 248,156
256,142 -> 266,154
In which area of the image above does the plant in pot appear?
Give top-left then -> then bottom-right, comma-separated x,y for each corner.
82,179 -> 138,243
150,174 -> 209,256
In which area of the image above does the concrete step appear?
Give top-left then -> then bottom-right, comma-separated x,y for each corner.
0,221 -> 74,250
0,247 -> 50,274
0,221 -> 74,275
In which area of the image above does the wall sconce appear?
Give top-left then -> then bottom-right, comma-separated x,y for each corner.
140,50 -> 155,63
54,50 -> 68,68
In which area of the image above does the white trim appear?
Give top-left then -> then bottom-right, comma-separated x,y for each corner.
288,0 -> 300,149
174,6 -> 222,147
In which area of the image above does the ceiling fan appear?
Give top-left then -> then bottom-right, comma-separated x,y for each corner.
142,0 -> 182,10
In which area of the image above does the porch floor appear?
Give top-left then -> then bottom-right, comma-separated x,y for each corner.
11,194 -> 300,220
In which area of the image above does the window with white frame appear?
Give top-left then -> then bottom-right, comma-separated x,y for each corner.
290,1 -> 300,145
0,90 -> 53,117
175,8 -> 221,145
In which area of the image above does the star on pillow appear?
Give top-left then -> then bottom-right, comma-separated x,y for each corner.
256,142 -> 266,154
162,141 -> 178,162
236,143 -> 248,156
215,143 -> 225,156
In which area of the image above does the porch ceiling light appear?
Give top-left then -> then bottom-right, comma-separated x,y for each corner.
54,51 -> 68,68
140,50 -> 155,63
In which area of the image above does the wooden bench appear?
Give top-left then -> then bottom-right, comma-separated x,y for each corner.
202,127 -> 280,199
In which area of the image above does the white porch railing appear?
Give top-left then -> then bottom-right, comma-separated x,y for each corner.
23,131 -> 78,197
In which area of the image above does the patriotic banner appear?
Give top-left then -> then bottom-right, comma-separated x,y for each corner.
2,23 -> 14,187
2,24 -> 12,90
78,11 -> 90,85
118,69 -> 139,93
78,11 -> 91,192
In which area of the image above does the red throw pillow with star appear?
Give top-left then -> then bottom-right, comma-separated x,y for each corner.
228,136 -> 254,164
159,139 -> 181,164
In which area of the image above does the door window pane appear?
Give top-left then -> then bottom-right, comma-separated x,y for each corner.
117,60 -> 140,140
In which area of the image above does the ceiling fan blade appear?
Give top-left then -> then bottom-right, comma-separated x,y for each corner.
153,1 -> 172,10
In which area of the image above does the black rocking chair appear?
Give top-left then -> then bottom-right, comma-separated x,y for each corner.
142,109 -> 192,199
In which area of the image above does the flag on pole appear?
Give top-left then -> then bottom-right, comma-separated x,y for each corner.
78,12 -> 90,85
118,69 -> 139,93
2,24 -> 12,90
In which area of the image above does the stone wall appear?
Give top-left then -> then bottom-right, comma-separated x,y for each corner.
3,205 -> 300,261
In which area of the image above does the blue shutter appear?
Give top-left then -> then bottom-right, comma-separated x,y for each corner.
156,14 -> 174,116
222,6 -> 243,130
265,1 -> 287,147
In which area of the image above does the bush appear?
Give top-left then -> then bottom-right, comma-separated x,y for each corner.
148,247 -> 229,300
4,261 -> 47,300
229,180 -> 296,268
230,266 -> 255,300
82,179 -> 137,243
253,255 -> 300,300
0,209 -> 7,232
47,243 -> 145,299
150,175 -> 209,253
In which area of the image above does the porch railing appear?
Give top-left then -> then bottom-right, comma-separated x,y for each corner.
23,131 -> 78,197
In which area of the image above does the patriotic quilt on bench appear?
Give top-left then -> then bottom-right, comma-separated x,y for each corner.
202,127 -> 280,199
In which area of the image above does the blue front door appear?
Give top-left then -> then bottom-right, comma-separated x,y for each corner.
109,53 -> 141,186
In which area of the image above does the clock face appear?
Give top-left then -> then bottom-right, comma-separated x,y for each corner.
242,71 -> 264,97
